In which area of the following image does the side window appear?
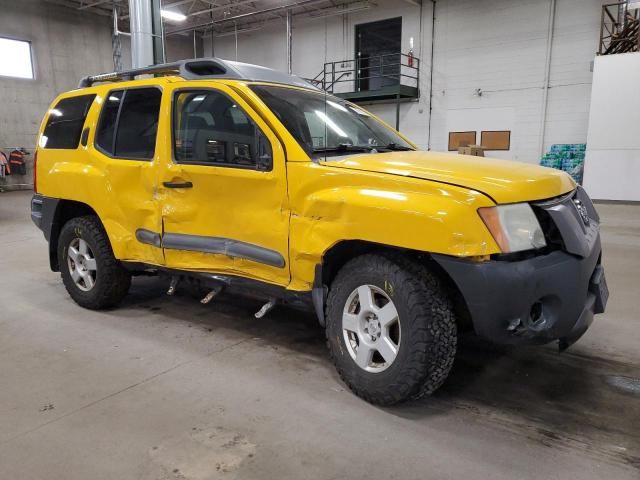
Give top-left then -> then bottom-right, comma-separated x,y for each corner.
41,94 -> 96,149
95,90 -> 123,154
95,88 -> 161,160
173,90 -> 272,171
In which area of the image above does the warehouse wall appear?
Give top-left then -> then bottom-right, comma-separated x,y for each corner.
430,0 -> 602,162
0,0 -> 113,183
204,0 -> 605,163
203,1 -> 432,148
0,0 -> 191,188
0,0 -> 612,189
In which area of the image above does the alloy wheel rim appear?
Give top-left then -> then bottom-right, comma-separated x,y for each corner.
342,284 -> 401,373
67,238 -> 97,292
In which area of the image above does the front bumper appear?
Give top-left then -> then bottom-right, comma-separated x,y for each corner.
433,187 -> 608,349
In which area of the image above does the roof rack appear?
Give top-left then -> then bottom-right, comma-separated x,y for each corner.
78,57 -> 318,90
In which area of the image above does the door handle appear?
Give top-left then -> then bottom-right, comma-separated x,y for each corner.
163,181 -> 193,189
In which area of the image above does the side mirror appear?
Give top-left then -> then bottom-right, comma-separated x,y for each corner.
256,130 -> 272,171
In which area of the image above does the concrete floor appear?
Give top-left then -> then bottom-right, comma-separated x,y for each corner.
0,190 -> 638,480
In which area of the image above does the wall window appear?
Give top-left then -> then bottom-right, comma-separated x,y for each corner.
0,37 -> 34,79
41,95 -> 96,149
95,88 -> 161,160
173,90 -> 272,170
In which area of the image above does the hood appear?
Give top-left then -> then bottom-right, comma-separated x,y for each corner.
323,151 -> 575,204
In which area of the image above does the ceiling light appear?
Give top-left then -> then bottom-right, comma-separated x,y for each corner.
161,10 -> 187,22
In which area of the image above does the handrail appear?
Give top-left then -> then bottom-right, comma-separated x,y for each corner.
311,52 -> 420,94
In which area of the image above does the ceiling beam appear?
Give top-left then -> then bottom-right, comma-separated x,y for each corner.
78,0 -> 118,10
172,0 -> 371,35
206,1 -> 369,37
186,0 -> 259,18
307,3 -> 370,19
167,0 -> 329,34
163,0 -> 254,13
45,0 -> 115,17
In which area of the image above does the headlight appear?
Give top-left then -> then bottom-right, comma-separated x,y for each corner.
478,203 -> 546,253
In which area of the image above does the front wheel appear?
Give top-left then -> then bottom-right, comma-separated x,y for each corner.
325,254 -> 457,405
58,216 -> 131,310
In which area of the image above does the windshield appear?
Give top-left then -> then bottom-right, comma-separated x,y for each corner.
250,85 -> 414,159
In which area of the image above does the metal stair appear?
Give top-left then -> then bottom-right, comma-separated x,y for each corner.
599,2 -> 640,55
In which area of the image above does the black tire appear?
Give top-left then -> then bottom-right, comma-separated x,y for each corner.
325,253 -> 457,405
58,216 -> 131,310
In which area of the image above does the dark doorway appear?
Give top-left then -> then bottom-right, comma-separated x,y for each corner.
355,17 -> 402,92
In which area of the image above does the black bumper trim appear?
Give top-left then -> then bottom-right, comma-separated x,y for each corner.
433,237 -> 605,347
30,194 -> 43,229
31,194 -> 60,242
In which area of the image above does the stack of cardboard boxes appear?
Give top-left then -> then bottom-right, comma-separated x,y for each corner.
457,145 -> 486,157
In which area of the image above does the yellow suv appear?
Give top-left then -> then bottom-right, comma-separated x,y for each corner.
31,58 -> 608,405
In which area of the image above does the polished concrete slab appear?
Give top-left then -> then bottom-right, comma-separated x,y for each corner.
0,190 -> 638,480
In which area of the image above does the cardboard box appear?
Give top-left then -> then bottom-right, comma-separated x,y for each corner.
458,145 -> 485,157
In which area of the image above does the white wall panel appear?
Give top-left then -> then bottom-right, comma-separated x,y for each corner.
583,53 -> 640,201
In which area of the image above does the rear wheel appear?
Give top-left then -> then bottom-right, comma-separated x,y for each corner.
58,216 -> 131,309
325,254 -> 457,405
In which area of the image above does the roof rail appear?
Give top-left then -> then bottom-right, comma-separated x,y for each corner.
78,57 -> 318,90
78,62 -> 181,87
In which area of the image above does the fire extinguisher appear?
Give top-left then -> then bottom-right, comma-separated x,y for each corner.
408,48 -> 414,67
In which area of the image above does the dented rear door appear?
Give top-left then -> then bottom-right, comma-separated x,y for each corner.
37,83 -> 166,267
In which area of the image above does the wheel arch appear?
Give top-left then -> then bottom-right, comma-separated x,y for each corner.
48,200 -> 100,271
314,240 -> 472,332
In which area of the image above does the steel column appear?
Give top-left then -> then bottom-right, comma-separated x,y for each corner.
151,0 -> 165,64
129,0 -> 157,67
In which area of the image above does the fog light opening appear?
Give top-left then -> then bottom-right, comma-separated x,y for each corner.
529,301 -> 545,327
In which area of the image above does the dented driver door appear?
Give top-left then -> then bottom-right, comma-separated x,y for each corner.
156,82 -> 290,286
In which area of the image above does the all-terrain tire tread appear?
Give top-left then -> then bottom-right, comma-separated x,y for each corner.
325,253 -> 457,405
58,216 -> 131,310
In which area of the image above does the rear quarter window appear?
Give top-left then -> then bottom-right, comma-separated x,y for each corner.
95,87 -> 161,160
41,94 -> 96,149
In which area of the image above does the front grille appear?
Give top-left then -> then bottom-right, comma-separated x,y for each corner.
532,187 -> 599,258
532,204 -> 565,252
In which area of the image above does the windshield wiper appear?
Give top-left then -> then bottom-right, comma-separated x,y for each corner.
313,143 -> 376,154
384,143 -> 414,151
313,143 -> 413,156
